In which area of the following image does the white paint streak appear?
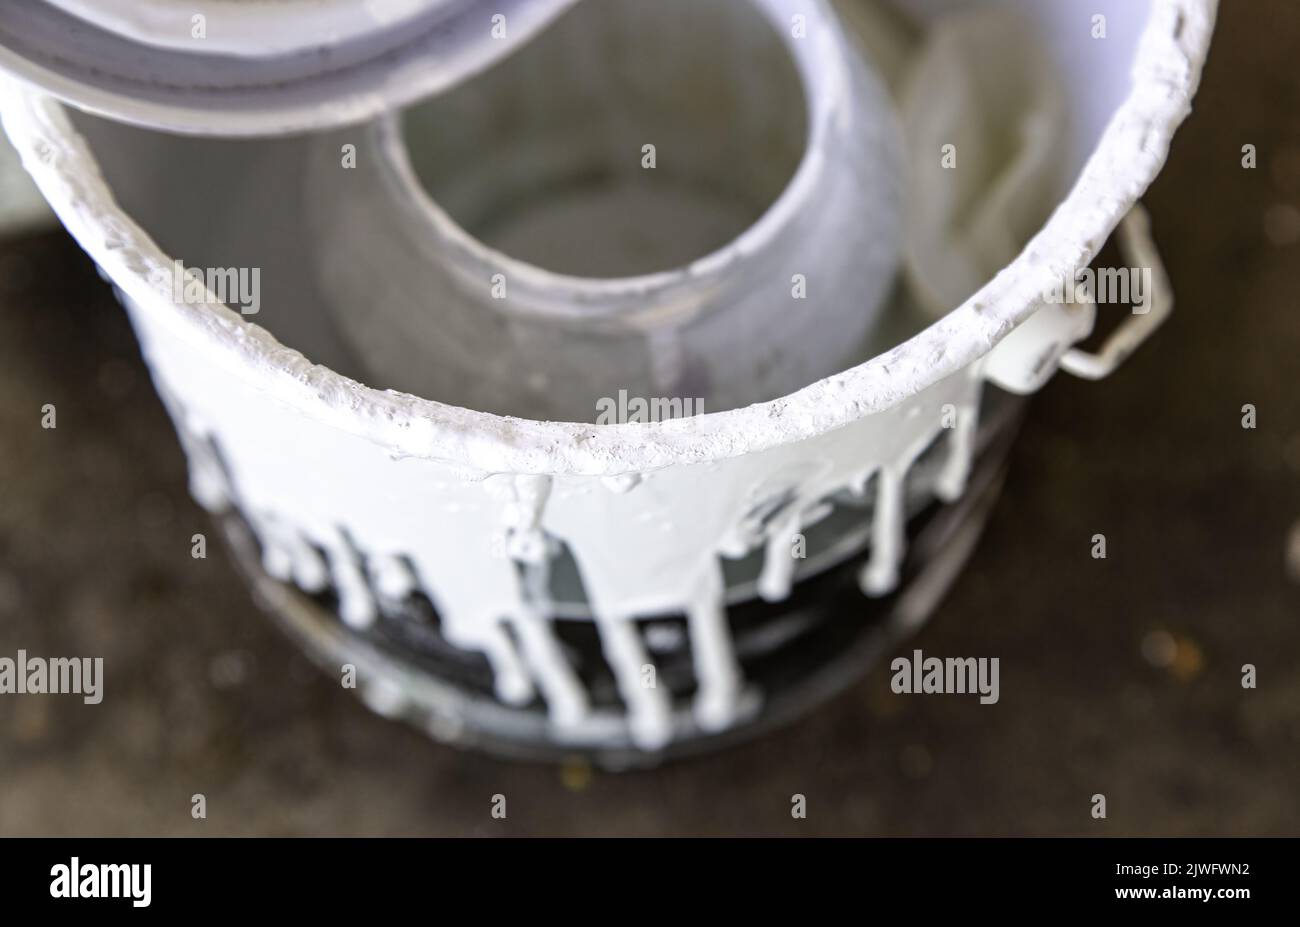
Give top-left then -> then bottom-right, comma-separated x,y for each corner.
596,612 -> 672,750
861,464 -> 907,597
686,562 -> 743,731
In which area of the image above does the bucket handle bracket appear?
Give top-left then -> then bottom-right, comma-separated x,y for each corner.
1059,204 -> 1172,380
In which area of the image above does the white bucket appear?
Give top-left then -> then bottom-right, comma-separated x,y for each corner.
0,0 -> 1217,763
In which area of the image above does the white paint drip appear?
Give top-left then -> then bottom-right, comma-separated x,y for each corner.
685,562 -> 744,731
157,351 -> 985,751
322,528 -> 379,631
371,554 -> 417,601
861,463 -> 908,597
508,605 -> 589,728
757,509 -> 803,603
595,611 -> 672,750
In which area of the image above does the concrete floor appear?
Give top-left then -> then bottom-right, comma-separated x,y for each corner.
0,0 -> 1297,835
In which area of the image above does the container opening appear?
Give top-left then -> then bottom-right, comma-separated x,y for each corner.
398,0 -> 809,279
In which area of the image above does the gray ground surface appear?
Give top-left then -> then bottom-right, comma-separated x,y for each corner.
0,1 -> 1297,835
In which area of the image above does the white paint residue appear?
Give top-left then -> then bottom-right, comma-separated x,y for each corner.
685,563 -> 743,731
0,0 -> 1216,752
371,554 -> 417,601
508,606 -> 588,728
935,395 -> 980,503
861,463 -> 908,597
322,528 -> 379,630
596,611 -> 672,750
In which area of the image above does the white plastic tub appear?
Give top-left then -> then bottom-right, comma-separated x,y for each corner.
0,0 -> 1217,763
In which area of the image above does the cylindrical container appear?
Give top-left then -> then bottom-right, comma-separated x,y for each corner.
309,0 -> 903,420
0,0 -> 1217,765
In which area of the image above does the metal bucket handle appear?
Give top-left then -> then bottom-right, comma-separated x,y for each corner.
1060,204 -> 1173,380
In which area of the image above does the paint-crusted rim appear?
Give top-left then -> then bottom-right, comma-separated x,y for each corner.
0,0 -> 1217,478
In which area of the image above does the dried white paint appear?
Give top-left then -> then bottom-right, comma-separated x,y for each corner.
0,0 -> 1216,749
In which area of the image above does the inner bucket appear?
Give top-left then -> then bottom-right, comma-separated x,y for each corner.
60,0 -> 908,423
309,0 -> 904,420
399,0 -> 808,278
